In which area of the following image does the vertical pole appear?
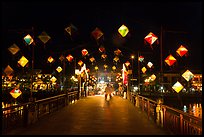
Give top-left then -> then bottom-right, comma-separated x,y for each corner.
137,51 -> 140,93
30,27 -> 35,101
160,25 -> 163,87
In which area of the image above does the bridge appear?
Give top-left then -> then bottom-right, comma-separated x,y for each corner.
2,92 -> 202,135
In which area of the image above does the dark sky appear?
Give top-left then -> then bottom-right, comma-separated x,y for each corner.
1,1 -> 202,75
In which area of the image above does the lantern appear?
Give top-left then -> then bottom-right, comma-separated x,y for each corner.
99,46 -> 105,53
81,49 -> 88,56
78,60 -> 83,66
48,56 -> 54,63
165,54 -> 177,66
8,43 -> 20,55
114,49 -> 122,56
94,66 -> 99,71
144,32 -> 158,45
113,56 -> 120,63
89,57 -> 95,64
91,27 -> 103,40
112,66 -> 116,71
38,31 -> 51,44
176,45 -> 188,57
147,62 -> 153,68
141,67 -> 147,73
118,24 -> 129,37
101,54 -> 107,60
18,56 -> 29,67
182,70 -> 194,81
138,56 -> 144,62
66,54 -> 74,62
50,76 -> 57,83
24,34 -> 34,45
10,88 -> 22,99
65,23 -> 78,36
4,65 -> 14,76
56,66 -> 63,73
125,61 -> 130,67
172,81 -> 184,93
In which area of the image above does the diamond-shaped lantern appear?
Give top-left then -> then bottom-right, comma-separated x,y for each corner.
38,31 -> 51,44
59,55 -> 65,61
141,67 -> 147,73
78,60 -> 83,66
56,66 -> 63,73
4,65 -> 14,76
24,34 -> 34,45
65,23 -> 78,36
10,88 -> 22,99
89,57 -> 95,64
112,66 -> 116,71
144,32 -> 158,45
147,62 -> 153,68
101,54 -> 107,60
114,49 -> 122,56
18,56 -> 29,67
81,49 -> 88,56
104,64 -> 108,70
94,66 -> 99,71
118,24 -> 129,37
66,54 -> 74,62
99,46 -> 105,53
125,61 -> 130,67
172,81 -> 184,93
182,70 -> 194,82
8,43 -> 20,55
138,56 -> 144,62
113,56 -> 120,63
50,76 -> 57,83
165,54 -> 177,66
91,27 -> 103,40
150,74 -> 156,81
48,56 -> 54,63
176,45 -> 188,57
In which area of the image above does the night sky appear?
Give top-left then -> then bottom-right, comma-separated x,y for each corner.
2,1 -> 202,76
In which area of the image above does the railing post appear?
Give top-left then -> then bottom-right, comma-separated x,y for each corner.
156,98 -> 163,127
180,114 -> 183,134
135,94 -> 139,108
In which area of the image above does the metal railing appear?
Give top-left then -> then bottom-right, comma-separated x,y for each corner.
129,93 -> 202,135
2,91 -> 79,134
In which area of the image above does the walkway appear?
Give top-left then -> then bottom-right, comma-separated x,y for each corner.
4,95 -> 170,135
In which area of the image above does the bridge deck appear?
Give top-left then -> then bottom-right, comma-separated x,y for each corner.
4,95 -> 170,135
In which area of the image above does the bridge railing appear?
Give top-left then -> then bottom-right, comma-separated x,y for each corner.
2,91 -> 79,134
129,93 -> 202,135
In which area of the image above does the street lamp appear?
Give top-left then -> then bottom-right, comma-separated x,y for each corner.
131,55 -> 135,86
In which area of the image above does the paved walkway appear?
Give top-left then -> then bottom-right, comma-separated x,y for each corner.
5,95 -> 170,135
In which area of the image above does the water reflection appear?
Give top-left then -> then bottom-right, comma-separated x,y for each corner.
183,103 -> 202,118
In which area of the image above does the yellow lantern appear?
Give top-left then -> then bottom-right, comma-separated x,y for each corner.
118,24 -> 129,37
172,81 -> 184,93
18,56 -> 29,67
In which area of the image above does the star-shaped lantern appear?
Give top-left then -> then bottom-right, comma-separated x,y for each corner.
165,54 -> 177,66
172,81 -> 184,93
176,45 -> 188,57
18,56 -> 29,67
38,31 -> 51,44
24,34 -> 34,45
118,24 -> 129,37
8,43 -> 20,55
182,69 -> 194,82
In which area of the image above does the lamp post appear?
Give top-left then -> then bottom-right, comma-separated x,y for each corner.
131,55 -> 135,87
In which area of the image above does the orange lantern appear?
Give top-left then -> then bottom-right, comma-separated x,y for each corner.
78,60 -> 83,66
10,88 -> 22,99
66,54 -> 74,62
4,65 -> 14,76
125,61 -> 130,67
81,49 -> 88,56
48,56 -> 54,63
99,46 -> 105,53
165,54 -> 177,66
176,45 -> 188,57
144,32 -> 158,45
114,49 -> 122,56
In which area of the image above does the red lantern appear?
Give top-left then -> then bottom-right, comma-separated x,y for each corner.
81,49 -> 88,56
176,45 -> 188,57
66,54 -> 74,62
165,54 -> 177,66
